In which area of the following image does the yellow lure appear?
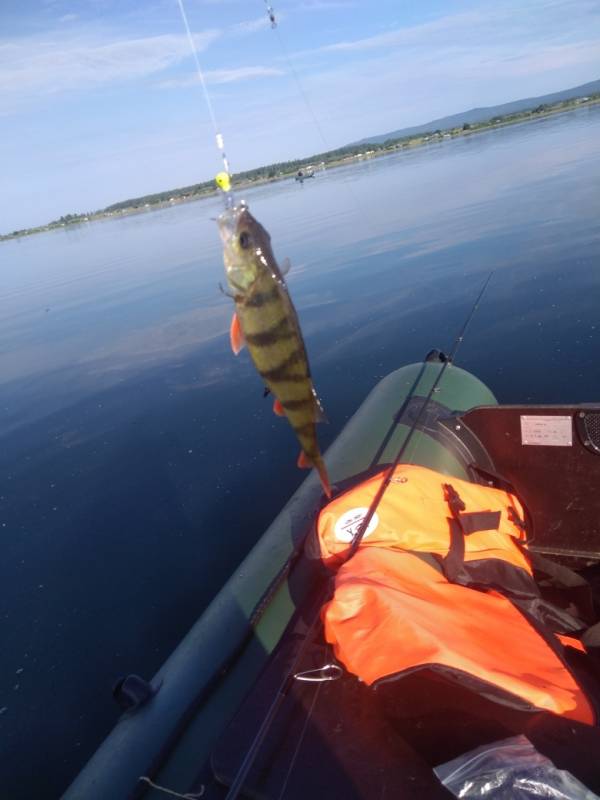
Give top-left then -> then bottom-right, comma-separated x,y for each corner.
215,171 -> 231,192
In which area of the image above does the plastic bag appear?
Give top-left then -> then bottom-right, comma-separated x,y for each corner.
434,735 -> 599,799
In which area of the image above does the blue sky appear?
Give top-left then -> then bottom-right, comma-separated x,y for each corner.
2,0 -> 599,232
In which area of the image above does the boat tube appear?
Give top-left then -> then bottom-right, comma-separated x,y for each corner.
63,357 -> 600,799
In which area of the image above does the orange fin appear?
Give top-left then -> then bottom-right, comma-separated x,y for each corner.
273,398 -> 285,416
297,450 -> 311,468
230,312 -> 245,355
297,451 -> 331,498
316,460 -> 332,499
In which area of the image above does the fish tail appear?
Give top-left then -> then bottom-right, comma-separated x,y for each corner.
316,457 -> 332,499
297,450 -> 331,499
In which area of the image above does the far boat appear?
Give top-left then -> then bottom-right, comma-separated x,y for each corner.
295,168 -> 315,183
63,350 -> 600,799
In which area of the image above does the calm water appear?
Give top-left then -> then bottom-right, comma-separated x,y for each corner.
2,105 -> 600,798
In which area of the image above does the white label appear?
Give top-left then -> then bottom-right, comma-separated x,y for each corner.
334,508 -> 379,543
520,415 -> 572,446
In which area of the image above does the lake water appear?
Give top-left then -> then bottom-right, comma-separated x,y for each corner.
2,105 -> 600,798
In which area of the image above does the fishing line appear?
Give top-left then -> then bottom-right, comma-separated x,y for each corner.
263,2 -> 330,155
175,4 -> 493,793
174,0 -> 234,204
275,678 -> 323,800
275,28 -> 332,158
261,3 -> 382,229
139,775 -> 204,799
223,591 -> 328,800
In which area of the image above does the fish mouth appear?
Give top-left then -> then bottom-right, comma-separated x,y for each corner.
217,204 -> 246,248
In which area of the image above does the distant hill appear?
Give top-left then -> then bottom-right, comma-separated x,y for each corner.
5,78 -> 600,240
354,79 -> 600,145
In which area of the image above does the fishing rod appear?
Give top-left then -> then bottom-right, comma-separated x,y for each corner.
263,1 -> 277,29
223,272 -> 494,799
346,270 -> 495,560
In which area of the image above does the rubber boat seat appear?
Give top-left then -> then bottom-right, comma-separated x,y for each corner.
376,667 -> 600,794
212,574 -> 600,799
211,627 -> 455,799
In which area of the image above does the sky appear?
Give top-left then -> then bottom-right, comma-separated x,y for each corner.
1,0 -> 600,232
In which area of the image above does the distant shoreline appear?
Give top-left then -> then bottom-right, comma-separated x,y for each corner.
3,94 -> 599,243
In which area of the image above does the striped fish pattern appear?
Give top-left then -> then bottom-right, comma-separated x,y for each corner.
218,203 -> 331,498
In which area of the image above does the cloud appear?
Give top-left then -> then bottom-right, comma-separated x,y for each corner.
0,28 -> 220,111
297,1 -> 357,9
319,0 -> 600,56
269,0 -> 600,150
2,0 -> 600,231
290,0 -> 600,99
156,65 -> 284,88
0,5 -> 279,114
231,15 -> 272,35
319,10 -> 519,53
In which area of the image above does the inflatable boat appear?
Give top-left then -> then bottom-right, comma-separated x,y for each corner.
63,353 -> 600,799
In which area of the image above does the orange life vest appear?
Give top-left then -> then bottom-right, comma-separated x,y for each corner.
318,464 -> 529,569
317,464 -> 595,725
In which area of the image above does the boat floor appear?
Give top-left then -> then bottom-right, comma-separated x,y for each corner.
211,578 -> 600,799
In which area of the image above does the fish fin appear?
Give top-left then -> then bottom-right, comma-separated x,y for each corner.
315,459 -> 332,499
281,257 -> 291,276
297,450 -> 311,469
312,387 -> 329,424
297,451 -> 332,498
273,398 -> 285,416
230,312 -> 245,355
219,282 -> 235,299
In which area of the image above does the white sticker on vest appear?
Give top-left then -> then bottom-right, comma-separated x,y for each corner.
520,415 -> 572,446
334,508 -> 379,543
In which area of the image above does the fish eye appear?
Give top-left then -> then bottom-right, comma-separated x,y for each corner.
239,231 -> 251,250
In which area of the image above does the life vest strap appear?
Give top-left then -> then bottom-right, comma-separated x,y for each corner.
456,510 -> 501,534
443,484 -> 502,535
441,518 -> 465,584
437,483 -> 586,639
442,483 -> 502,583
526,550 -> 596,626
469,463 -> 532,539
